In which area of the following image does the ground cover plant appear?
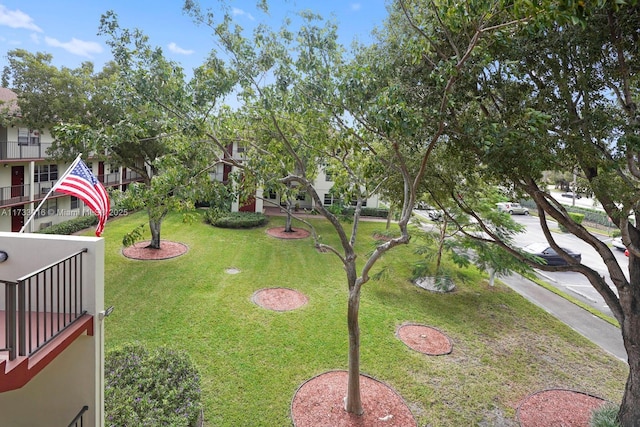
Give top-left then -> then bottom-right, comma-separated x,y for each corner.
99,211 -> 628,426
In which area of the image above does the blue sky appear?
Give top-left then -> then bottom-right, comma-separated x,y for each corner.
0,1 -> 389,76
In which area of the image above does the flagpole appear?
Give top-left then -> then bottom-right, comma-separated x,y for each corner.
19,153 -> 83,233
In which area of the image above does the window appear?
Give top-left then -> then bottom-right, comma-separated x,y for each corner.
70,196 -> 79,210
324,194 -> 333,206
351,198 -> 367,207
265,190 -> 277,200
296,192 -> 306,201
35,198 -> 58,218
18,128 -> 40,146
109,164 -> 119,174
34,164 -> 58,183
324,168 -> 333,181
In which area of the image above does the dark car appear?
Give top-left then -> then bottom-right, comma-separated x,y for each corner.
561,192 -> 582,199
522,242 -> 582,266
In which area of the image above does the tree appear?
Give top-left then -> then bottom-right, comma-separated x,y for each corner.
412,2 -> 640,424
181,0 -> 534,416
6,13 -> 235,249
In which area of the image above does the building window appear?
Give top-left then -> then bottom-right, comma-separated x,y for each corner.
324,168 -> 333,182
18,128 -> 40,146
351,198 -> 367,207
324,194 -> 333,205
266,190 -> 277,200
296,191 -> 306,201
34,164 -> 58,183
35,198 -> 58,218
70,196 -> 79,210
109,164 -> 119,174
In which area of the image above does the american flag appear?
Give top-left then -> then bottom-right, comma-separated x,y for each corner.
54,158 -> 110,237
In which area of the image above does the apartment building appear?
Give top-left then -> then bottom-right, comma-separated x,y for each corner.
0,231 -> 105,426
0,88 -> 144,233
222,142 -> 382,213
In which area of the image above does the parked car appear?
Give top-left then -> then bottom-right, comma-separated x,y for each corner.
561,192 -> 582,199
496,202 -> 529,215
612,237 -> 626,251
522,242 -> 582,266
426,207 -> 444,221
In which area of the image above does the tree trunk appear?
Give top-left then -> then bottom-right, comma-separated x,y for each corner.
148,217 -> 162,249
285,199 -> 293,232
618,255 -> 640,425
344,264 -> 364,415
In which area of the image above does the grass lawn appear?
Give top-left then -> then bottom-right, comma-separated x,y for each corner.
98,210 -> 628,426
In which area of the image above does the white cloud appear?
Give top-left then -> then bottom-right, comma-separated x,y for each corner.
350,3 -> 362,11
0,5 -> 42,32
44,37 -> 103,58
167,42 -> 194,55
232,7 -> 255,21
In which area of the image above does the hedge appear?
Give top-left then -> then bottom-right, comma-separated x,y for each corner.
105,343 -> 202,427
204,210 -> 268,228
35,215 -> 98,235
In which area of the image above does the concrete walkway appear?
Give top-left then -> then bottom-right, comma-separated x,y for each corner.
501,273 -> 627,361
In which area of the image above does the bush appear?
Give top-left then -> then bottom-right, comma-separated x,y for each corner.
105,343 -> 202,427
342,207 -> 390,218
204,210 -> 268,228
590,403 -> 620,427
559,212 -> 585,232
36,214 -> 98,235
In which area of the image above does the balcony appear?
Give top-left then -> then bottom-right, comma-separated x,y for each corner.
0,232 -> 104,426
0,140 -> 54,161
1,248 -> 92,385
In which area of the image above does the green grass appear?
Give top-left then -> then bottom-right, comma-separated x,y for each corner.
97,210 -> 628,426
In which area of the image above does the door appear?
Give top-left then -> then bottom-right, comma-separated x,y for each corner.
11,205 -> 24,232
239,198 -> 256,212
11,166 -> 24,198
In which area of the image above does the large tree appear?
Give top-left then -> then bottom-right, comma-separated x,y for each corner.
403,1 -> 640,424
182,0 -> 535,415
3,15 -> 235,249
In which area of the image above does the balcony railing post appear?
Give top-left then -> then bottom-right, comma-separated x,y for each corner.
17,279 -> 26,357
5,282 -> 17,360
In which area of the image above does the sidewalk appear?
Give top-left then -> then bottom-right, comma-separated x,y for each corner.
501,273 -> 627,361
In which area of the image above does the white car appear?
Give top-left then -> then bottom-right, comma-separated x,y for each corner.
612,237 -> 626,251
496,202 -> 529,215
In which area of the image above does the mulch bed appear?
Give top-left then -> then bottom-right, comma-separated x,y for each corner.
252,287 -> 308,311
122,240 -> 188,260
396,323 -> 453,356
291,371 -> 417,427
266,227 -> 311,239
517,389 -> 608,427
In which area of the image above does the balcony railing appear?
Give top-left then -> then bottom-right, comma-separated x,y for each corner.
67,405 -> 89,427
0,184 -> 31,206
0,140 -> 54,160
1,248 -> 87,361
97,172 -> 120,186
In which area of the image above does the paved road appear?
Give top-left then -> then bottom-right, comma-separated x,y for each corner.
413,209 -> 628,361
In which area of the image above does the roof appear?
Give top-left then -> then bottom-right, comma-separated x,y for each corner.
0,87 -> 19,116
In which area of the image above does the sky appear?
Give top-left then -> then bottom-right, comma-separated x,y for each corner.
0,0 -> 389,77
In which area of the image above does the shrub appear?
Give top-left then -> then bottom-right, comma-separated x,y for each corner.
105,343 -> 202,427
205,210 -> 267,229
590,403 -> 620,427
342,207 -> 390,218
36,214 -> 98,235
559,212 -> 585,232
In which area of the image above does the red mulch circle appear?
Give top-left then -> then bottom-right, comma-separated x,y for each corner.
517,389 -> 607,427
252,287 -> 308,311
266,227 -> 311,239
291,370 -> 416,427
122,240 -> 188,260
396,323 -> 453,356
